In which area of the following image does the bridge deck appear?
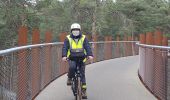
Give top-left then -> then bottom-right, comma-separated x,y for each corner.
35,56 -> 156,100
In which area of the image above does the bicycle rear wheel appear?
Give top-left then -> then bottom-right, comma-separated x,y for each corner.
76,77 -> 82,100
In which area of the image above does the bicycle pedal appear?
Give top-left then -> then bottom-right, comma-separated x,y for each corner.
82,96 -> 87,99
73,93 -> 77,96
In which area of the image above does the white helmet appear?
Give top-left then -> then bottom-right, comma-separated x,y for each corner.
71,23 -> 81,30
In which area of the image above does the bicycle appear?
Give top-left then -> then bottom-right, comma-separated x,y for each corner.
71,59 -> 83,100
66,57 -> 92,100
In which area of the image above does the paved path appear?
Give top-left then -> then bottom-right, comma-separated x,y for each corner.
35,56 -> 156,100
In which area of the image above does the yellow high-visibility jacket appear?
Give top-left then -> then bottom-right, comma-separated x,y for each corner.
66,35 -> 87,62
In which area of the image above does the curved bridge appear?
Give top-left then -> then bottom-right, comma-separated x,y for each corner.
1,41 -> 169,100
35,56 -> 156,100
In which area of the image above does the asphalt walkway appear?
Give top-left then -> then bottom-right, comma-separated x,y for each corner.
35,56 -> 156,100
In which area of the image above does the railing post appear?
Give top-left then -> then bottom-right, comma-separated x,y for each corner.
31,28 -> 40,98
146,32 -> 153,45
140,34 -> 146,44
58,32 -> 68,75
17,26 -> 28,100
104,36 -> 109,60
43,31 -> 52,87
145,32 -> 155,92
139,33 -> 146,84
18,26 -> 28,46
162,37 -> 168,46
104,36 -> 112,60
154,30 -> 162,45
128,36 -> 132,56
92,34 -> 97,62
108,36 -> 113,59
115,36 -> 120,58
153,30 -> 166,99
124,35 -> 128,57
59,32 -> 67,42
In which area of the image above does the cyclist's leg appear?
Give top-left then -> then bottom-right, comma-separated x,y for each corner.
67,60 -> 76,85
79,62 -> 86,85
79,62 -> 87,99
68,60 -> 77,78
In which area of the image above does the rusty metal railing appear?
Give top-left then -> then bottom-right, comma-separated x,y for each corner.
0,41 -> 138,100
138,43 -> 170,100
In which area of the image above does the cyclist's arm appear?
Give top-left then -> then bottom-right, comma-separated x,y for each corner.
62,38 -> 69,57
83,37 -> 93,57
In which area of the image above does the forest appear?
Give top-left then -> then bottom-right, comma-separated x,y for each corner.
0,0 -> 170,49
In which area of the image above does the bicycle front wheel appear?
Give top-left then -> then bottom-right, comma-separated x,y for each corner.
76,77 -> 82,100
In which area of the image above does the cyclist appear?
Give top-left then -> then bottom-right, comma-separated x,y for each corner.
62,23 -> 93,99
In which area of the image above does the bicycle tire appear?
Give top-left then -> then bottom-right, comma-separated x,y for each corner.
76,77 -> 82,100
72,78 -> 76,96
74,77 -> 78,100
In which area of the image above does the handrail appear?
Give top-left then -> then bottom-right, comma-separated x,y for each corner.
0,42 -> 63,55
137,43 -> 170,50
0,41 -> 138,55
90,41 -> 138,44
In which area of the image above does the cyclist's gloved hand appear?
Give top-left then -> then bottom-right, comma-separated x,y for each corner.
62,57 -> 67,62
88,56 -> 93,63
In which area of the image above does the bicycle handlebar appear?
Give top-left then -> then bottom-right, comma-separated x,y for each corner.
66,57 -> 93,64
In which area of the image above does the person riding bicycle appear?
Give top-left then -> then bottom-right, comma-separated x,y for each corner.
62,23 -> 93,99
